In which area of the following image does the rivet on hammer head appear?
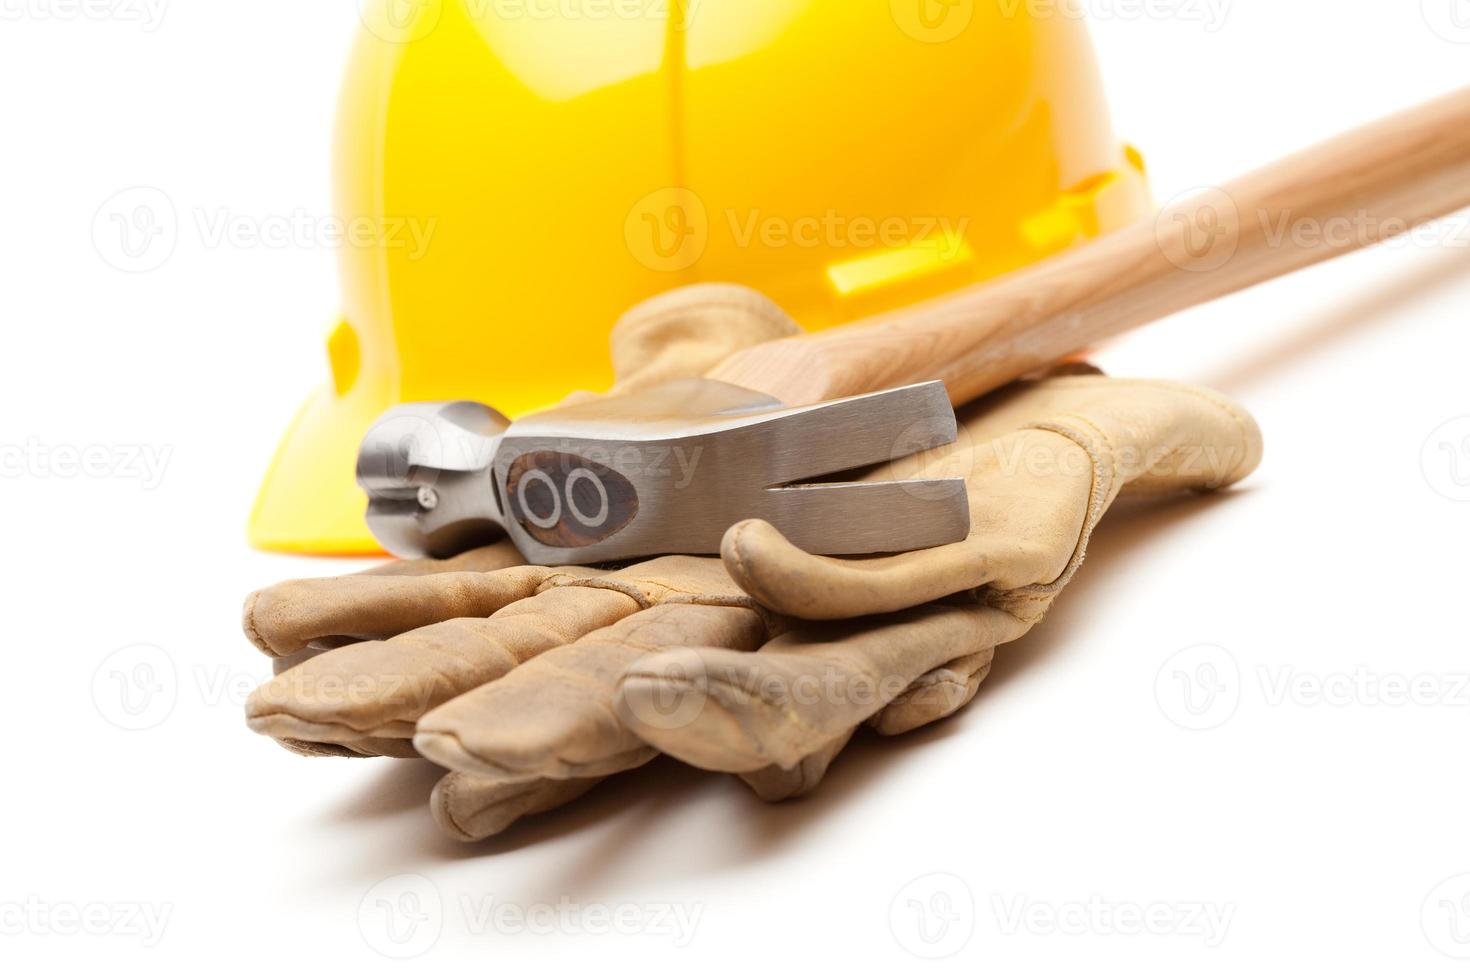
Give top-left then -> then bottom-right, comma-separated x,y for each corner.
417,486 -> 439,511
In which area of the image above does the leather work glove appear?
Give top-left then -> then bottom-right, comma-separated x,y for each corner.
617,368 -> 1263,775
246,550 -> 989,837
241,286 -> 1262,841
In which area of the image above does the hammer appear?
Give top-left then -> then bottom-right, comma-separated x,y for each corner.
361,87 -> 1470,565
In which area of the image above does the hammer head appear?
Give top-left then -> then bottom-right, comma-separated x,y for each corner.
358,379 -> 969,565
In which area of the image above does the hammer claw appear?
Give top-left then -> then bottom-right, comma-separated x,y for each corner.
762,478 -> 970,556
755,382 -> 958,485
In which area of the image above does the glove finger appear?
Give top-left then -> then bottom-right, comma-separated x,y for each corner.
430,772 -> 606,843
246,585 -> 641,745
620,602 -> 1027,773
737,731 -> 853,803
870,649 -> 994,736
244,562 -> 566,658
414,601 -> 769,781
735,649 -> 993,802
603,284 -> 801,396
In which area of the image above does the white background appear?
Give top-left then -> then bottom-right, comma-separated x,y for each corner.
2,1 -> 1468,975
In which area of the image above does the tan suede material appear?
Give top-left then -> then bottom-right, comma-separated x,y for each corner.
621,603 -> 1028,773
430,772 -> 606,843
604,284 -> 802,396
414,598 -> 770,781
243,564 -> 564,658
247,584 -> 638,743
870,650 -> 994,737
357,541 -> 527,578
721,375 -> 1264,620
738,731 -> 854,803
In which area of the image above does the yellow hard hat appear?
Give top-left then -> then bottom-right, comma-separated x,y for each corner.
249,0 -> 1149,555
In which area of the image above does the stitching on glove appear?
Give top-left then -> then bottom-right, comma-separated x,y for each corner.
663,593 -> 783,638
434,776 -> 477,840
545,571 -> 744,608
241,592 -> 277,657
989,417 -> 1114,614
551,577 -> 657,609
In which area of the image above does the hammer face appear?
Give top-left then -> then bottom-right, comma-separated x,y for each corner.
357,401 -> 509,559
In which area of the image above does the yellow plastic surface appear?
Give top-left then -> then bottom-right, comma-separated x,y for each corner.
250,0 -> 1150,555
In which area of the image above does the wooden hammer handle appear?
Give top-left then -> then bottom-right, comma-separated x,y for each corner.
710,87 -> 1470,406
